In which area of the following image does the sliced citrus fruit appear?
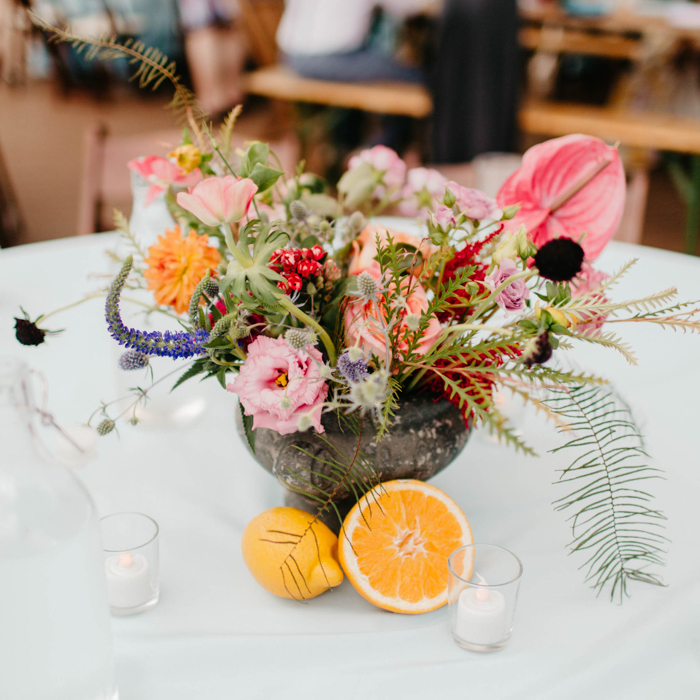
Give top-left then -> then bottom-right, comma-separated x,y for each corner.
338,479 -> 473,614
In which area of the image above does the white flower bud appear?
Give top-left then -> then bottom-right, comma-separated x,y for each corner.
346,346 -> 364,363
297,413 -> 314,432
405,313 -> 421,331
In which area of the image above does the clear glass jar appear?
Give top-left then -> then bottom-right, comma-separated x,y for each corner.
0,358 -> 118,700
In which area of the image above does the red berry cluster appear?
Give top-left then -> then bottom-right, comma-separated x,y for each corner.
268,245 -> 326,293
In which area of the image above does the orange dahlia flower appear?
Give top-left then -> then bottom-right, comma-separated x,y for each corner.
143,226 -> 221,314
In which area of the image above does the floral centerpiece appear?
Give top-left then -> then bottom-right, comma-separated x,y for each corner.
16,21 -> 700,607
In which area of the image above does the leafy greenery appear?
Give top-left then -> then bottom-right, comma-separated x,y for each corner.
545,384 -> 667,602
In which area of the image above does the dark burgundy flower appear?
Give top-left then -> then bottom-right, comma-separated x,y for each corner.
523,331 -> 553,367
534,238 -> 584,282
14,318 -> 46,346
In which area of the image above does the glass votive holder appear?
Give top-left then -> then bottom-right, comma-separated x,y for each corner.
447,544 -> 523,652
100,512 -> 160,616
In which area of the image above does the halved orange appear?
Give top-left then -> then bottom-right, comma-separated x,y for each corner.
338,480 -> 473,614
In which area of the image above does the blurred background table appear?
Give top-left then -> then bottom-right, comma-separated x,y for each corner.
0,231 -> 698,699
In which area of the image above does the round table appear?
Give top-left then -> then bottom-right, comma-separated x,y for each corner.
1,234 -> 699,700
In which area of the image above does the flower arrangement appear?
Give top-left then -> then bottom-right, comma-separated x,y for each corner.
17,21 -> 700,604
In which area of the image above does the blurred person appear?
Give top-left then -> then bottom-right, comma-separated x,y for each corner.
277,0 -> 432,84
430,0 -> 519,163
178,0 -> 245,116
277,0 -> 436,153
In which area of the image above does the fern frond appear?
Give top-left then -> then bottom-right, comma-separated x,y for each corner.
271,414 -> 382,600
113,209 -> 147,264
545,384 -> 667,602
30,15 -> 206,132
605,307 -> 700,334
571,330 -> 638,365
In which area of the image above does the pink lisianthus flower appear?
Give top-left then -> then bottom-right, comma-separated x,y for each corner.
128,156 -> 203,206
177,176 -> 258,227
446,181 -> 502,221
344,280 -> 442,362
348,145 -> 406,199
398,167 -> 448,217
431,205 -> 456,232
228,336 -> 328,435
571,262 -> 610,335
485,258 -> 530,315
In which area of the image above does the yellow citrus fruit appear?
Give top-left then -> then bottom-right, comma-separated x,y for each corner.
242,507 -> 343,600
339,480 -> 473,614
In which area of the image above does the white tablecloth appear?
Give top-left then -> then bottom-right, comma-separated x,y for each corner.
1,234 -> 699,699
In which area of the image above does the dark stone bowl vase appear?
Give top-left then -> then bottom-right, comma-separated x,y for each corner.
236,391 -> 470,533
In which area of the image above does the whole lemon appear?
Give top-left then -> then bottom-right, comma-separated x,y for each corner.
242,507 -> 343,600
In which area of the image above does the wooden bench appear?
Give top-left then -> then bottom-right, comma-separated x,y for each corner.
242,65 -> 433,119
237,0 -> 433,120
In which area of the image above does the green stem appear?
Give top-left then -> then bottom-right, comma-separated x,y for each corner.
278,296 -> 337,365
36,292 -> 181,325
36,293 -> 104,323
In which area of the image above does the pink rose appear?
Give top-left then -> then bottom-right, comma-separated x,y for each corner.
128,156 -> 203,206
485,258 -> 530,315
398,167 -> 448,217
344,280 -> 442,362
177,176 -> 258,227
446,181 -> 502,221
348,145 -> 406,199
228,336 -> 328,435
348,224 -> 434,279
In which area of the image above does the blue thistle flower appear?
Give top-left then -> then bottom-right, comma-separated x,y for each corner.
118,350 -> 150,371
106,257 -> 210,359
337,350 -> 369,383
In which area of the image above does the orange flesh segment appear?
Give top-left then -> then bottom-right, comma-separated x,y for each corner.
351,490 -> 465,603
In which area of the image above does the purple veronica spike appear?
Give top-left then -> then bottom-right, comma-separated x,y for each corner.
106,257 -> 210,359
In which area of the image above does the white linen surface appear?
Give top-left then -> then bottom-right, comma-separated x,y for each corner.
1,234 -> 699,699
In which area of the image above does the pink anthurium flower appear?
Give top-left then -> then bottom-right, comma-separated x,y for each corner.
496,135 -> 626,261
128,156 -> 203,207
176,176 -> 259,227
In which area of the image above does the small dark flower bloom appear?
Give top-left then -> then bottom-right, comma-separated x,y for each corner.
337,351 -> 369,383
118,350 -> 150,371
523,331 -> 553,367
14,318 -> 46,346
534,238 -> 584,282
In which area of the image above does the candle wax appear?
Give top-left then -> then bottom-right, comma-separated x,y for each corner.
104,551 -> 152,609
455,587 -> 507,646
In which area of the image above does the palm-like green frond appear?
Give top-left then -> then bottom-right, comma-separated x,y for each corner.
545,385 -> 667,602
30,14 -> 204,125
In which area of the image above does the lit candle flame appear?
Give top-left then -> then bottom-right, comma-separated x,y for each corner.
118,552 -> 134,568
475,587 -> 490,603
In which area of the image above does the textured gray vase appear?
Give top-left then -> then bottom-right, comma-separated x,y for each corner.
236,391 -> 470,532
